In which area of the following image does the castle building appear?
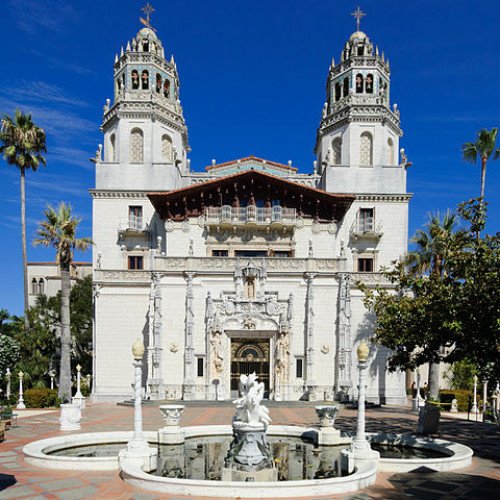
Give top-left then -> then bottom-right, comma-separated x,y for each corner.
91,15 -> 411,404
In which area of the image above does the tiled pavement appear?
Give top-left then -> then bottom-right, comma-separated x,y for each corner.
0,403 -> 498,499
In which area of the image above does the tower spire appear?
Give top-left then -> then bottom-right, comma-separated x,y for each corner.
351,6 -> 366,32
140,3 -> 156,31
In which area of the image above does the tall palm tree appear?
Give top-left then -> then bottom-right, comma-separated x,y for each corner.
0,110 -> 47,322
34,202 -> 92,401
462,128 -> 500,199
405,211 -> 463,400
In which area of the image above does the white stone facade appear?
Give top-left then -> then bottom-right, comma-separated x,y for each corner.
91,24 -> 411,404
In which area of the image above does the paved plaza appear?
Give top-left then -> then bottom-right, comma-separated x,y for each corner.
0,403 -> 498,499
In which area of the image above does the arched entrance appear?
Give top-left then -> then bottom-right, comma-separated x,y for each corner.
230,339 -> 270,397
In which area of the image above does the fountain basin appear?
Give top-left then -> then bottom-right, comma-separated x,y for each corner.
365,432 -> 473,472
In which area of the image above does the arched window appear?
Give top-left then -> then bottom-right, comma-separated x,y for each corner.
387,138 -> 395,165
130,128 -> 144,163
141,70 -> 149,90
143,40 -> 149,52
156,74 -> 162,93
163,80 -> 170,98
355,73 -> 364,93
360,132 -> 373,166
365,73 -> 373,94
31,278 -> 38,295
335,83 -> 341,101
343,77 -> 349,97
131,70 -> 139,90
109,133 -> 116,162
161,134 -> 173,163
38,278 -> 45,295
357,45 -> 364,56
332,137 -> 342,165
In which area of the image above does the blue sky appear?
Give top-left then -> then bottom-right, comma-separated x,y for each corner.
1,0 -> 499,315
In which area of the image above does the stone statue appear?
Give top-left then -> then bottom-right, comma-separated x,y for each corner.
233,373 -> 271,427
210,328 -> 224,373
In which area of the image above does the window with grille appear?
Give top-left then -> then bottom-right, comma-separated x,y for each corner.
130,128 -> 144,163
360,132 -> 373,166
128,256 -> 144,270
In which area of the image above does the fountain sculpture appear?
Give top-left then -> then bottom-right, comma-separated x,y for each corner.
222,372 -> 278,481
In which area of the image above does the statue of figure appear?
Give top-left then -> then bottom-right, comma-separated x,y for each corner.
210,329 -> 224,373
95,144 -> 103,162
274,331 -> 290,390
233,373 -> 271,427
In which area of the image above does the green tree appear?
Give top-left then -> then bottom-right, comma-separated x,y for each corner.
0,111 -> 47,321
0,309 -> 20,378
405,211 -> 465,400
462,127 -> 500,199
33,203 -> 92,401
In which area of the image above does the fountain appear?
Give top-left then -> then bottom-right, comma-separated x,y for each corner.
221,373 -> 277,481
23,371 -> 474,498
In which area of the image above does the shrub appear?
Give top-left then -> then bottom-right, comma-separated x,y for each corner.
440,389 -> 482,412
24,388 -> 60,408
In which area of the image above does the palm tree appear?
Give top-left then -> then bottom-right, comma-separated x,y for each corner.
0,110 -> 47,322
462,128 -> 500,199
34,202 -> 92,401
405,211 -> 463,401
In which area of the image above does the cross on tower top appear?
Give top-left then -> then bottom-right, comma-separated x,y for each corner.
140,3 -> 155,29
351,6 -> 366,32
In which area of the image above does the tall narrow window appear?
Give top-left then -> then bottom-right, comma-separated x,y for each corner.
161,134 -> 173,163
358,208 -> 374,231
163,80 -> 170,98
365,73 -> 374,93
360,132 -> 373,166
130,128 -> 144,163
31,278 -> 38,295
109,134 -> 116,162
343,77 -> 349,97
141,70 -> 149,90
357,45 -> 364,56
355,73 -> 364,93
335,82 -> 341,101
38,278 -> 45,295
143,40 -> 149,52
197,357 -> 204,377
128,206 -> 143,229
131,70 -> 139,89
332,137 -> 342,165
387,138 -> 395,165
296,358 -> 304,378
155,73 -> 162,93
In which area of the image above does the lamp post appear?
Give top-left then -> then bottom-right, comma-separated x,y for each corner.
49,370 -> 56,390
471,375 -> 478,415
119,338 -> 157,472
75,365 -> 83,397
5,368 -> 11,399
348,341 -> 379,465
482,379 -> 488,414
17,371 -> 26,410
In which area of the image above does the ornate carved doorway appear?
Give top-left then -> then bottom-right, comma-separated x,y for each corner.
230,338 -> 270,397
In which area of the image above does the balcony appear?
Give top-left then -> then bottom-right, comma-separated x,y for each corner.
205,205 -> 298,228
118,215 -> 149,235
350,217 -> 383,242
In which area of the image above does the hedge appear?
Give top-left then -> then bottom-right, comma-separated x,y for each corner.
439,389 -> 482,412
24,388 -> 60,408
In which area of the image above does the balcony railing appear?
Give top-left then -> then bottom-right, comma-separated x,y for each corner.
118,215 -> 149,233
205,205 -> 297,225
350,217 -> 383,242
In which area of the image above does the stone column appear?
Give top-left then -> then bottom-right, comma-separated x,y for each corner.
304,273 -> 316,399
412,367 -> 424,413
336,273 -> 352,401
183,272 -> 196,399
5,368 -> 11,398
147,273 -> 164,400
119,339 -> 157,472
16,371 -> 26,410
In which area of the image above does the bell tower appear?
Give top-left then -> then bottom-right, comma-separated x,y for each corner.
97,4 -> 189,191
316,9 -> 407,194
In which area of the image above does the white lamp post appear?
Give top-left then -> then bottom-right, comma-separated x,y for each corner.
344,341 -> 379,471
72,364 -> 86,409
49,370 -> 56,390
119,338 -> 157,472
471,375 -> 478,415
5,368 -> 11,399
482,379 -> 488,414
16,371 -> 26,410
